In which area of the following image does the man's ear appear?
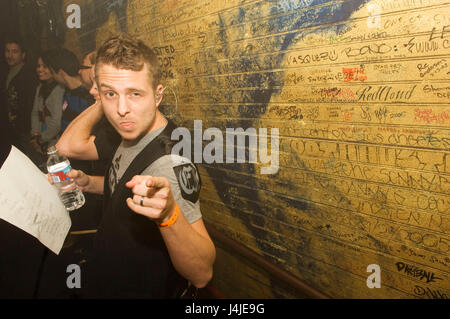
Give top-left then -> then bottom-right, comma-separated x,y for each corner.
155,84 -> 164,106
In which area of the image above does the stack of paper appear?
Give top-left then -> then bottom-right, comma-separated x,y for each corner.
0,146 -> 71,254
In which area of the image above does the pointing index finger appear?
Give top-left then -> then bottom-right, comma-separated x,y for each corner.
125,175 -> 148,188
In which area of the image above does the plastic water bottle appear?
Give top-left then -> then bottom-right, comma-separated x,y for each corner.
47,146 -> 85,211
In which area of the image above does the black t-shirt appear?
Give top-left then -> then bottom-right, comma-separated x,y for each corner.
86,120 -> 187,298
3,64 -> 37,143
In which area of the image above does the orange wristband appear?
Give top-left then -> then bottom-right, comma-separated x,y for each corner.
159,204 -> 180,228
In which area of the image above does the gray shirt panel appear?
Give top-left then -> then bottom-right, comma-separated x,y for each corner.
142,155 -> 202,224
108,124 -> 202,224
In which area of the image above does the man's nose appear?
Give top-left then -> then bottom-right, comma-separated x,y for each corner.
117,96 -> 129,116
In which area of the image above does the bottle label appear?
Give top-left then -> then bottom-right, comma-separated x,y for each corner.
49,164 -> 71,183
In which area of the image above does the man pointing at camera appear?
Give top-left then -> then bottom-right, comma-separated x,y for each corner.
61,34 -> 215,298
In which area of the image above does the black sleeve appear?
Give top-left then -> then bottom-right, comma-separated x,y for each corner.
92,116 -> 121,161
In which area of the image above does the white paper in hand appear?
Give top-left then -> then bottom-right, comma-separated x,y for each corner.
0,146 -> 71,254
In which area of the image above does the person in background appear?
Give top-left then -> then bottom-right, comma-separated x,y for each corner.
44,48 -> 93,133
30,50 -> 65,168
78,51 -> 96,91
2,34 -> 38,158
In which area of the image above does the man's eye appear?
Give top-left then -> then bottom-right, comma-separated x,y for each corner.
105,92 -> 116,98
131,92 -> 140,97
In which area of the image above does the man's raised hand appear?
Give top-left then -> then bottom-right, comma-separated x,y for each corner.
125,175 -> 176,223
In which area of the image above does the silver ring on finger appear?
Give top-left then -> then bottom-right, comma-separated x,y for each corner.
140,196 -> 145,206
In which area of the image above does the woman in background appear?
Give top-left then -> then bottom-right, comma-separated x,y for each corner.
30,49 -> 65,166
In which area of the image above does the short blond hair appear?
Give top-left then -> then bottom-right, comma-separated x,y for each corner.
95,34 -> 160,89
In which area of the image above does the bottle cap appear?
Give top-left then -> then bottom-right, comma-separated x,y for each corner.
47,145 -> 58,155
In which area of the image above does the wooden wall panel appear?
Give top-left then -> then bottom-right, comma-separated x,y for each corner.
63,0 -> 450,298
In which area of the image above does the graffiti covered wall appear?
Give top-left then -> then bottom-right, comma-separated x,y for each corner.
63,0 -> 450,298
